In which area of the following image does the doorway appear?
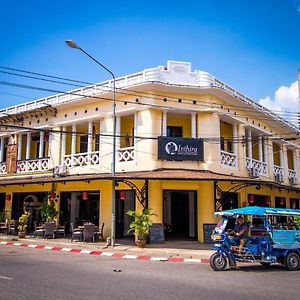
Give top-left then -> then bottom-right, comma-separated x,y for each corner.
11,192 -> 47,231
60,191 -> 100,232
0,193 -> 5,212
163,190 -> 197,240
116,190 -> 135,239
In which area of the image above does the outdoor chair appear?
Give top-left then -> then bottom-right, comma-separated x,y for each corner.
55,222 -> 67,238
44,222 -> 56,239
71,223 -> 82,242
8,221 -> 18,236
83,223 -> 95,243
0,222 -> 7,234
34,222 -> 45,238
94,223 -> 105,241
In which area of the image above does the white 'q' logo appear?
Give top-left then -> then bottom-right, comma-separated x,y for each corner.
165,142 -> 178,155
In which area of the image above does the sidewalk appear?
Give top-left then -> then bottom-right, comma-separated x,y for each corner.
0,235 -> 214,263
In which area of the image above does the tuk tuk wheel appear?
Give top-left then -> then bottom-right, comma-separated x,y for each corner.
210,252 -> 228,271
285,252 -> 300,271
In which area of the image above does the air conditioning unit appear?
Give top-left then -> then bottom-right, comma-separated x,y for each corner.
289,177 -> 296,186
249,167 -> 259,178
274,173 -> 283,183
54,165 -> 68,177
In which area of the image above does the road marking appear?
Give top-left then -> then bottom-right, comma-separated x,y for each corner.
0,275 -> 13,281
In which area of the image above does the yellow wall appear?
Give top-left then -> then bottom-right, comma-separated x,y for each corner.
167,115 -> 191,137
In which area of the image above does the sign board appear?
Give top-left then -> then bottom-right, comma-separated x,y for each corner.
6,144 -> 17,174
203,224 -> 217,243
149,223 -> 165,244
158,136 -> 204,161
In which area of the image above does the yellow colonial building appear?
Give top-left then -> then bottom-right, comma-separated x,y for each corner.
0,61 -> 299,242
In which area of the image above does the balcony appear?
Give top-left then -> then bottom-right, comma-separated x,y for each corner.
117,146 -> 135,163
246,158 -> 268,176
220,150 -> 237,168
17,158 -> 50,173
63,151 -> 101,168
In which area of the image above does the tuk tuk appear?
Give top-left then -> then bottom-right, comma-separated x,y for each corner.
210,206 -> 300,271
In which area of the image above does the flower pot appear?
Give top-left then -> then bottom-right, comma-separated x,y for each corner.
136,239 -> 146,248
18,231 -> 26,238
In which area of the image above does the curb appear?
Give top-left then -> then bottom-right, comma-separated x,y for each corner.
0,241 -> 210,264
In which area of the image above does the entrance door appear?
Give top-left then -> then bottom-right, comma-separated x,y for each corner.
60,191 -> 100,232
163,190 -> 197,240
116,190 -> 135,239
11,192 -> 47,231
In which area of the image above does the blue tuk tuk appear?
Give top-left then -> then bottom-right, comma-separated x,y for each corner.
210,206 -> 300,271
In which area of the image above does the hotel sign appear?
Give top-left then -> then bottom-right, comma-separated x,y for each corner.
158,136 -> 204,161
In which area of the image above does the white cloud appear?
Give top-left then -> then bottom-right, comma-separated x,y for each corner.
259,81 -> 299,113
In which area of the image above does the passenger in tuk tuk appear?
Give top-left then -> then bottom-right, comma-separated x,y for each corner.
228,216 -> 249,252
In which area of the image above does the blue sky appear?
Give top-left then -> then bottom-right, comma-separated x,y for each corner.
1,0 -> 300,114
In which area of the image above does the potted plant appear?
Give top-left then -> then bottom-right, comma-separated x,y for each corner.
40,200 -> 58,222
127,208 -> 155,248
18,211 -> 30,238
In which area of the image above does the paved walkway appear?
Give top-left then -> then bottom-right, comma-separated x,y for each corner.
0,235 -> 214,263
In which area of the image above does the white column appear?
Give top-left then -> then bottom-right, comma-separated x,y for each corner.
162,111 -> 167,136
263,137 -> 268,163
17,134 -> 22,161
191,113 -> 196,138
269,140 -> 274,176
87,121 -> 93,163
279,145 -> 284,168
61,126 -> 66,164
39,131 -> 45,159
116,116 -> 121,149
258,136 -> 263,162
247,129 -> 252,159
292,150 -> 296,172
0,137 -> 4,162
26,132 -> 31,160
71,124 -> 76,165
233,124 -> 238,155
134,112 -> 138,143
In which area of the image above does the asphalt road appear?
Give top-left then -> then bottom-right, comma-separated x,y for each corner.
0,246 -> 299,300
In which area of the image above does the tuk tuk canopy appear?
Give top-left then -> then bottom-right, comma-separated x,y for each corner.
214,206 -> 300,217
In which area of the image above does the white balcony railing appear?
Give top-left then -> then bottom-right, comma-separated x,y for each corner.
0,162 -> 7,174
117,146 -> 135,163
63,151 -> 101,168
17,158 -> 50,173
246,158 -> 268,176
220,150 -> 237,168
288,169 -> 297,180
273,165 -> 284,182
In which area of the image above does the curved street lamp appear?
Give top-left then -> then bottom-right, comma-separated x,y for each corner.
66,39 -> 117,247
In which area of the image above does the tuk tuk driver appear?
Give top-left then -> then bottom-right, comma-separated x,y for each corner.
233,216 -> 249,252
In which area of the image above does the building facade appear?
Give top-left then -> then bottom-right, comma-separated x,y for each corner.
0,61 -> 300,242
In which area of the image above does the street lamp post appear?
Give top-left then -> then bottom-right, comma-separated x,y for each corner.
66,39 -> 117,246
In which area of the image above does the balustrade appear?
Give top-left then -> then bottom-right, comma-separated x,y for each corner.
117,146 -> 135,163
17,158 -> 50,173
220,150 -> 237,168
246,158 -> 268,176
63,151 -> 100,168
0,163 -> 6,174
273,165 -> 284,182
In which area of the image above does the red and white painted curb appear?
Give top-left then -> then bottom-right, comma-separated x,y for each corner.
0,241 -> 209,264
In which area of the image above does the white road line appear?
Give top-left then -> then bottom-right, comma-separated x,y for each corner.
0,275 -> 13,281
